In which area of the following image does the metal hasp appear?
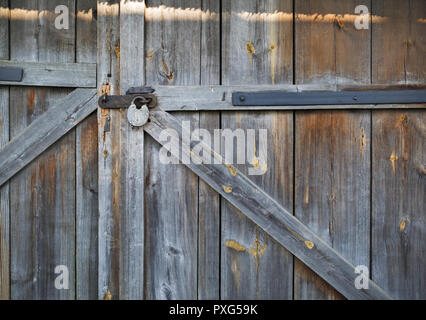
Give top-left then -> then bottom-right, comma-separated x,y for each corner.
233,89 -> 426,106
98,86 -> 157,109
0,66 -> 23,82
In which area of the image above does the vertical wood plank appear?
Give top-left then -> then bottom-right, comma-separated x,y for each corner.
221,0 -> 294,299
372,0 -> 426,299
10,0 -> 76,299
97,0 -> 121,300
118,0 -> 145,299
198,0 -> 221,300
0,0 -> 9,300
76,0 -> 98,300
294,0 -> 371,300
144,0 -> 201,300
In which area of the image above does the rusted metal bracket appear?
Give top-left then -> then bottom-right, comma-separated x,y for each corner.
98,86 -> 157,109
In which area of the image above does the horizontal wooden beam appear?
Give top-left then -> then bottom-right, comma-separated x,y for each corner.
153,85 -> 426,111
0,88 -> 97,187
0,60 -> 96,87
143,107 -> 393,300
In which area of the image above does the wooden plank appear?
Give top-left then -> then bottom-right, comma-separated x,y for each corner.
143,107 -> 392,300
151,85 -> 426,111
221,0 -> 294,299
294,0 -> 371,300
198,0 -> 221,300
76,0 -> 98,300
0,0 -> 9,300
0,60 -> 96,87
372,0 -> 425,84
98,0 -> 146,301
97,0 -> 120,300
372,0 -> 426,299
117,0 -> 145,299
0,89 -> 97,187
372,111 -> 425,299
9,0 -> 77,300
144,0 -> 201,300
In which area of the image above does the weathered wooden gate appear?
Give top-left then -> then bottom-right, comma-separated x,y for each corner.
0,0 -> 425,300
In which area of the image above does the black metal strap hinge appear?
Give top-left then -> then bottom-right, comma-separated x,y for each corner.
0,66 -> 23,82
233,89 -> 426,106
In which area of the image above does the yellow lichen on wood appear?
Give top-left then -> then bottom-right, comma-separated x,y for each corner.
390,151 -> 399,173
249,229 -> 267,271
225,240 -> 247,252
226,165 -> 237,176
246,41 -> 255,66
223,185 -> 233,193
305,241 -> 315,250
252,155 -> 260,169
103,289 -> 112,300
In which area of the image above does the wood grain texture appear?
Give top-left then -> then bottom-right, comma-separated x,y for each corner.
372,0 -> 425,84
221,0 -> 294,299
143,107 -> 392,300
372,111 -> 425,299
97,0 -> 121,300
144,0 -> 201,300
294,0 -> 371,300
372,0 -> 426,299
117,0 -> 145,299
9,0 -> 77,300
0,60 -> 96,87
198,0 -> 221,300
76,0 -> 98,300
0,0 -> 9,300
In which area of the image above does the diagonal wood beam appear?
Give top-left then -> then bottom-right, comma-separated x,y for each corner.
0,88 -> 98,187
143,107 -> 393,300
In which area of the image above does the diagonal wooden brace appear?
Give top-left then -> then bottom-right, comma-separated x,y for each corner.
143,107 -> 393,300
0,88 -> 98,187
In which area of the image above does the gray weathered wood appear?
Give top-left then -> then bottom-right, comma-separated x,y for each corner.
118,0 -> 145,299
144,0 -> 201,300
372,111 -> 425,299
0,88 -> 97,187
221,0 -> 294,300
151,85 -> 426,111
143,107 -> 392,300
76,0 -> 98,300
198,0 -> 221,300
97,0 -> 120,300
0,0 -> 9,300
10,0 -> 77,300
0,60 -> 96,87
372,0 -> 426,299
294,0 -> 372,300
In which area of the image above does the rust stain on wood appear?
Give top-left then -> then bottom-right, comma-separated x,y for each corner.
27,89 -> 35,114
161,56 -> 174,82
360,128 -> 367,156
